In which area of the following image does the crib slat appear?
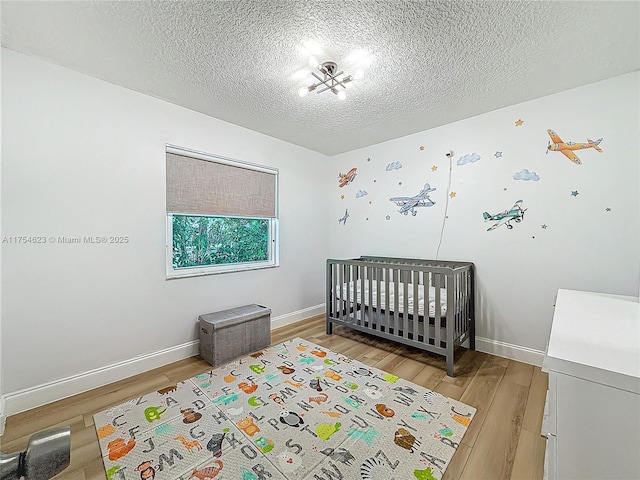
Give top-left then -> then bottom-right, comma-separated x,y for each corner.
434,272 -> 442,347
363,264 -> 368,327
413,270 -> 420,341
402,271 -> 409,338
344,265 -> 353,322
423,273 -> 429,343
383,267 -> 389,333
346,264 -> 350,323
451,272 -> 457,340
375,268 -> 380,329
393,268 -> 400,334
353,264 -> 358,324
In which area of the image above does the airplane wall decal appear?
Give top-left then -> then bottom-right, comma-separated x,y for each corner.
338,209 -> 349,225
338,168 -> 357,187
483,200 -> 527,231
390,183 -> 436,216
546,129 -> 603,165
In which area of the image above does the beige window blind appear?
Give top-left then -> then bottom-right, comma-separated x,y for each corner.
166,151 -> 277,218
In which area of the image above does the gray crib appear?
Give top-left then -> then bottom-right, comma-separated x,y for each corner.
326,256 -> 475,377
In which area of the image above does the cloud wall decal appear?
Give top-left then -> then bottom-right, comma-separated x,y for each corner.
386,161 -> 403,171
513,169 -> 540,181
457,153 -> 481,166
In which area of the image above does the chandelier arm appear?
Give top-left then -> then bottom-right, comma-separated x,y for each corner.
311,70 -> 345,84
311,78 -> 337,93
301,61 -> 352,98
316,84 -> 334,94
331,79 -> 350,89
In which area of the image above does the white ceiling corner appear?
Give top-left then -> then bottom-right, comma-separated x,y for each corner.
1,0 -> 639,156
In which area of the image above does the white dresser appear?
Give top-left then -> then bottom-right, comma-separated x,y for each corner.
542,289 -> 640,480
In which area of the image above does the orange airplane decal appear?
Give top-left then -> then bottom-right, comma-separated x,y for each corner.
546,129 -> 602,165
338,168 -> 357,187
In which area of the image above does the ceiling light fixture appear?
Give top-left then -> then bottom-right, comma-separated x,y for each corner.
298,61 -> 353,100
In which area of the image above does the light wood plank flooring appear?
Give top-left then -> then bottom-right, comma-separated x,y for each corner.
0,315 -> 548,479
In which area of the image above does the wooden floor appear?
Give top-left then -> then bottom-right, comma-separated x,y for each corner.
0,315 -> 548,479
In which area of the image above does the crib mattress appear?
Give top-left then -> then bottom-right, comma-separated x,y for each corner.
337,281 -> 452,318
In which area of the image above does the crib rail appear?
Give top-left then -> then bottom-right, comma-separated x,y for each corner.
326,256 -> 475,377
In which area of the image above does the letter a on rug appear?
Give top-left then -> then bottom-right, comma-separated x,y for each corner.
93,338 -> 476,479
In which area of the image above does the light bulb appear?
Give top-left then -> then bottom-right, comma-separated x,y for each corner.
354,69 -> 365,80
308,56 -> 319,68
337,90 -> 346,100
298,87 -> 309,97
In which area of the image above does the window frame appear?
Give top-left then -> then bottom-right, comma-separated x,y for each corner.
165,145 -> 279,279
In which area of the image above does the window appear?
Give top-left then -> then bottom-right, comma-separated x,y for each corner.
166,146 -> 278,278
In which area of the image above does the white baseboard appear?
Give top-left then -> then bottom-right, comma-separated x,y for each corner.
475,336 -> 545,367
0,396 -> 5,436
1,305 -> 326,421
270,304 -> 325,329
2,340 -> 200,422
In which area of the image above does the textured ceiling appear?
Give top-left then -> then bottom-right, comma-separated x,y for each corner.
2,1 -> 639,155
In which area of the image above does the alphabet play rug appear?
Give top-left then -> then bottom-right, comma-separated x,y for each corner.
94,338 -> 475,480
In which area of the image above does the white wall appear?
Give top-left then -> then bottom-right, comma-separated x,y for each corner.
0,49 -> 330,416
328,72 -> 640,362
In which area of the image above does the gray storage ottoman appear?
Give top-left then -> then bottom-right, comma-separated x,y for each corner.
198,304 -> 271,367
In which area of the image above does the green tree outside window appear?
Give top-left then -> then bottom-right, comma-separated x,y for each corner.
172,215 -> 269,269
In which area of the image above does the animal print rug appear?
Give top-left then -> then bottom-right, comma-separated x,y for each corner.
93,338 -> 475,480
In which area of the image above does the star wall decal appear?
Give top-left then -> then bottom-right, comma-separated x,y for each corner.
541,224 -> 548,229
340,195 -> 344,199
367,157 -> 371,161
431,165 -> 438,172
385,215 -> 391,220
449,192 -> 456,198
606,207 -> 611,211
419,146 -> 425,151
571,190 -> 579,197
515,119 -> 524,126
495,151 -> 503,158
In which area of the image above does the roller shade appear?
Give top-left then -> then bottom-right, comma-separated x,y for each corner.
166,152 -> 277,218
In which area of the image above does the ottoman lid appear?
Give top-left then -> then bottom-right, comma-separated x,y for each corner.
199,304 -> 271,328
